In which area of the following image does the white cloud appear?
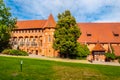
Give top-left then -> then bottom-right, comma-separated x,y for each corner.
93,0 -> 120,22
94,12 -> 120,22
4,0 -> 120,22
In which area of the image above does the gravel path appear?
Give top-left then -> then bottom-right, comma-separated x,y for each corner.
0,54 -> 120,66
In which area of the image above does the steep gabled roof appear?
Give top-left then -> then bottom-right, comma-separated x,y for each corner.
78,23 -> 120,43
43,14 -> 56,28
92,43 -> 106,51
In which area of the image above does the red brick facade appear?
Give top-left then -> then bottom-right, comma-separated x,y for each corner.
11,14 -> 58,57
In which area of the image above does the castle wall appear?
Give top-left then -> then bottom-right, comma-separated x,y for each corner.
11,28 -> 57,57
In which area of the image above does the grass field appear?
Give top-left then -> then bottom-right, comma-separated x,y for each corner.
0,56 -> 120,80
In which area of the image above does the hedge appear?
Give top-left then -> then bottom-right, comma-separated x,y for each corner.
2,49 -> 28,56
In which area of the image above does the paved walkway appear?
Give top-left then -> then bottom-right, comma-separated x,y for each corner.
92,61 -> 120,66
29,54 -> 90,63
0,54 -> 120,66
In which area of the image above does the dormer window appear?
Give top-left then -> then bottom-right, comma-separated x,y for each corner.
86,32 -> 92,37
114,34 -> 119,37
87,34 -> 92,36
113,31 -> 119,37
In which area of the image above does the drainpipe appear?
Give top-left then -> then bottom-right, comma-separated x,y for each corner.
108,43 -> 112,53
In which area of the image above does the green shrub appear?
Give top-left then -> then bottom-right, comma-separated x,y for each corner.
116,56 -> 120,63
118,59 -> 120,64
2,49 -> 11,55
9,49 -> 18,55
105,52 -> 116,61
72,43 -> 90,59
2,49 -> 28,56
18,50 -> 28,56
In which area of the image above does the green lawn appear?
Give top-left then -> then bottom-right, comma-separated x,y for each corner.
0,56 -> 120,80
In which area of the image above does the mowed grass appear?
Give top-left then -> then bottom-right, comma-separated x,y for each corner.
0,56 -> 120,80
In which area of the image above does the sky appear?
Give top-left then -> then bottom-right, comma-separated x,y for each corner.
4,0 -> 120,22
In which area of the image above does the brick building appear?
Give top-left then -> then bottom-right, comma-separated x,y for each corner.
11,14 -> 120,61
11,14 -> 58,57
78,23 -> 120,61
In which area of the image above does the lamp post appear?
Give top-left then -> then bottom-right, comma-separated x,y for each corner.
20,60 -> 23,72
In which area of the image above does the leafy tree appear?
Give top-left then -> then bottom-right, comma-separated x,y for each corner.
53,10 -> 89,58
0,0 -> 17,52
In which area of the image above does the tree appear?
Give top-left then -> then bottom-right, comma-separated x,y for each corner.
53,10 -> 90,58
0,0 -> 17,52
75,43 -> 90,58
54,10 -> 88,58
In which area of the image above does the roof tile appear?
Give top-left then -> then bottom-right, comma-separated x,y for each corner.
43,14 -> 56,28
78,23 -> 120,43
16,20 -> 47,29
16,14 -> 56,29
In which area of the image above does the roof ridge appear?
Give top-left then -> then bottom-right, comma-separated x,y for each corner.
17,20 -> 47,22
78,22 -> 120,24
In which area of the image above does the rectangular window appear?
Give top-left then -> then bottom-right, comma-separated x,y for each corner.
20,41 -> 24,46
31,41 -> 37,46
26,42 -> 30,46
48,35 -> 51,42
40,40 -> 42,46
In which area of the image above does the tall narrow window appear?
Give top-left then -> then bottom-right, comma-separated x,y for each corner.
48,35 -> 51,42
40,40 -> 42,46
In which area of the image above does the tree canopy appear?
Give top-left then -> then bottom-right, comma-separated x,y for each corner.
0,0 -> 16,52
53,10 -> 90,58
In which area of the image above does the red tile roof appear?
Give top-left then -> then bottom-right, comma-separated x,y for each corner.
16,14 -> 56,29
16,15 -> 120,44
92,43 -> 106,51
112,46 -> 120,56
43,14 -> 56,28
16,20 -> 47,29
78,23 -> 120,43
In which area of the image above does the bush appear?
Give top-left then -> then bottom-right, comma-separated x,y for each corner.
105,52 -> 116,61
116,56 -> 120,63
119,59 -> 120,64
2,49 -> 28,56
76,43 -> 90,57
18,50 -> 29,56
2,49 -> 11,55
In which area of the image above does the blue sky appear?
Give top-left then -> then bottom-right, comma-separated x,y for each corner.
4,0 -> 120,22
